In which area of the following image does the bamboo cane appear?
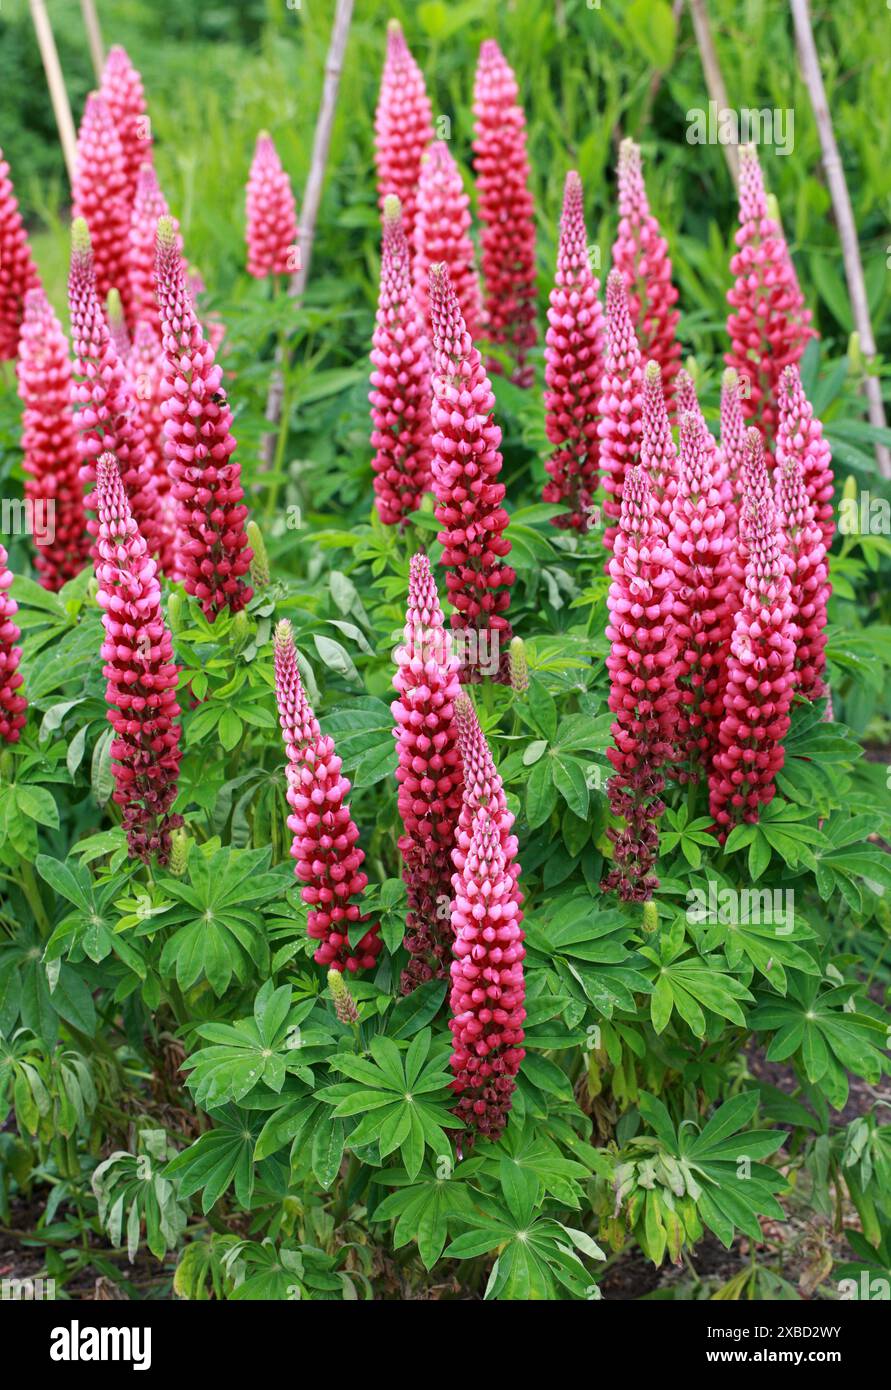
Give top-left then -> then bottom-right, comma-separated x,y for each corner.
29,0 -> 78,188
81,0 -> 105,85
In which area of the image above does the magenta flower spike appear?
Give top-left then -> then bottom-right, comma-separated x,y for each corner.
69,218 -> 161,560
273,621 -> 382,974
245,132 -> 299,279
16,289 -> 90,590
99,45 -> 152,215
128,319 -> 177,576
775,453 -> 830,701
0,543 -> 27,743
428,263 -> 515,682
448,803 -> 526,1142
412,141 -> 482,340
599,270 -> 645,552
129,163 -> 180,335
668,412 -> 734,778
708,479 -> 796,838
726,426 -> 776,622
391,554 -> 464,992
374,19 -> 434,247
776,364 -> 834,555
472,39 -> 537,387
725,145 -> 814,451
542,170 -> 605,531
154,217 -> 253,619
611,140 -> 681,412
640,360 -> 678,538
93,453 -> 182,864
452,693 -> 523,913
0,147 -> 41,361
601,465 -> 678,901
369,195 -> 433,526
72,94 -> 133,324
720,367 -> 748,512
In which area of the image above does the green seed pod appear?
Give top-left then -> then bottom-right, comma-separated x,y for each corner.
167,590 -> 183,635
508,636 -> 529,693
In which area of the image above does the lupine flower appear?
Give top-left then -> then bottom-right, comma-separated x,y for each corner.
412,141 -> 482,340
99,45 -> 152,213
508,635 -> 529,693
611,140 -> 681,410
775,453 -> 829,701
599,270 -> 645,552
391,553 -> 463,992
601,465 -> 677,901
106,287 -> 131,361
542,170 -> 605,531
128,319 -> 176,575
726,426 -> 775,621
69,219 -> 161,559
776,363 -> 834,555
675,366 -> 734,514
668,412 -> 733,779
428,263 -> 515,682
0,147 -> 41,361
453,693 -> 522,913
328,968 -> 360,1026
0,544 -> 26,743
129,163 -> 180,335
245,132 -> 299,279
725,144 -> 814,449
709,481 -> 796,837
154,216 -> 253,619
273,620 -> 381,973
16,289 -> 90,590
448,803 -> 525,1142
472,39 -> 537,387
640,360 -> 678,538
72,94 -> 133,322
93,453 -> 182,864
246,519 -> 270,589
720,367 -> 748,511
369,195 -> 433,526
374,19 -> 434,246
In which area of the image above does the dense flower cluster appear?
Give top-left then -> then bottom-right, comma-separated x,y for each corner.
453,694 -> 523,913
374,19 -> 434,246
720,366 -> 748,511
16,289 -> 90,590
274,620 -> 381,973
599,270 -> 645,552
640,359 -> 678,538
99,45 -> 152,217
472,39 -> 537,387
776,364 -> 834,555
369,195 -> 433,526
542,170 -> 605,531
245,132 -> 299,279
775,451 -> 829,700
391,554 -> 463,992
72,94 -> 133,322
69,219 -> 161,558
428,262 -> 514,682
413,141 -> 482,340
0,544 -> 26,743
0,146 -> 40,361
129,163 -> 179,334
154,216 -> 253,617
93,453 -> 182,864
725,144 -> 814,449
128,319 -> 176,575
611,139 -> 681,411
602,465 -> 677,900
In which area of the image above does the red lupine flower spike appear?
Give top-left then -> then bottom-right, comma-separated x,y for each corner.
601,465 -> 678,900
720,367 -> 748,511
154,216 -> 253,619
726,425 -> 775,623
72,94 -> 133,324
369,195 -> 433,526
391,553 -> 464,992
69,218 -> 162,561
724,144 -> 814,452
273,620 -> 381,974
542,169 -> 605,531
640,359 -> 678,538
245,132 -> 299,279
129,163 -> 180,335
413,142 -> 482,340
0,544 -> 27,743
611,140 -> 681,412
777,363 -> 835,555
99,45 -> 152,214
452,692 -> 522,913
374,19 -> 434,246
668,412 -> 734,779
448,803 -> 525,1142
16,289 -> 90,590
93,452 -> 182,864
128,319 -> 177,576
599,270 -> 645,552
0,146 -> 41,361
775,453 -> 830,701
472,39 -> 537,387
708,480 -> 796,837
428,262 -> 515,682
